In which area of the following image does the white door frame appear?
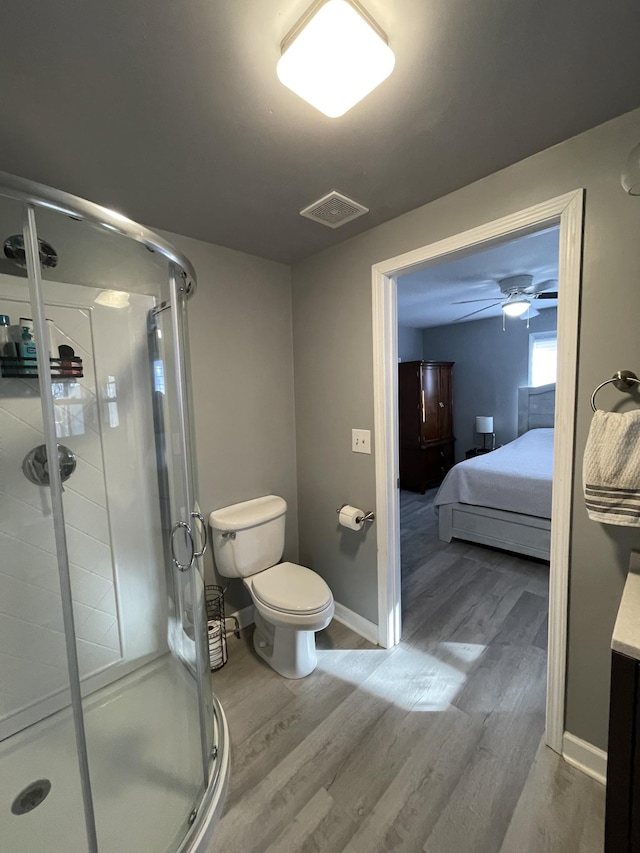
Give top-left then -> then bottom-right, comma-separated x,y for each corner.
371,190 -> 584,753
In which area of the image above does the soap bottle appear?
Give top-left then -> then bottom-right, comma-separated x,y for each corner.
18,319 -> 37,358
0,315 -> 16,357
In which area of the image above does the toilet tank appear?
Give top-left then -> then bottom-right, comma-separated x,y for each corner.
209,495 -> 286,578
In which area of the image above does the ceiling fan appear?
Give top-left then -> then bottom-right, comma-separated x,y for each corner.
453,274 -> 558,322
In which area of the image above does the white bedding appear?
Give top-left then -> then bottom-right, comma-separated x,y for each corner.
434,428 -> 554,519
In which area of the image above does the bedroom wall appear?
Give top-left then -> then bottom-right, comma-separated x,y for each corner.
398,325 -> 424,362
421,307 -> 557,461
291,106 -> 640,751
160,230 -> 298,615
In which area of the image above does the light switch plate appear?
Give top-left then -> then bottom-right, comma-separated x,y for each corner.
352,428 -> 371,454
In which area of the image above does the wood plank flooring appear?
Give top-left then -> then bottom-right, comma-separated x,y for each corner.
207,489 -> 604,853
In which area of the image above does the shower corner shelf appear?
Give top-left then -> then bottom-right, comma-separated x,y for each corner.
0,355 -> 83,380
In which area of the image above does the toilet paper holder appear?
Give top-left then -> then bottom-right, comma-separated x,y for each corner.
336,505 -> 375,524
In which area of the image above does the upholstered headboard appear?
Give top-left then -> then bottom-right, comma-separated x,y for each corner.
517,383 -> 556,435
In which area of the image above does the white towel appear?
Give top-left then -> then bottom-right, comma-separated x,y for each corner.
583,410 -> 640,526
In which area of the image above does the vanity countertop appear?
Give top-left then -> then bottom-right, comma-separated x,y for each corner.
612,552 -> 640,660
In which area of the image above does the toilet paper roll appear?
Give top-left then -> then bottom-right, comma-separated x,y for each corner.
339,505 -> 364,531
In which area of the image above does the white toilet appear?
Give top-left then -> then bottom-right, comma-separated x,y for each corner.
209,495 -> 334,678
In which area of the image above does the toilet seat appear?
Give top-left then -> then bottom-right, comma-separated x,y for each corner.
251,562 -> 332,615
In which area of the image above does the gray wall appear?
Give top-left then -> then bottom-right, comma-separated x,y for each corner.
292,251 -> 379,623
291,107 -> 640,750
398,325 -> 424,362
422,308 -> 557,461
162,230 -> 298,614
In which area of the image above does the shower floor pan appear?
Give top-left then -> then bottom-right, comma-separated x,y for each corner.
1,655 -> 227,853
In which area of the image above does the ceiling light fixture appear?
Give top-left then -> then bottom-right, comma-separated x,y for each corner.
502,296 -> 531,318
276,0 -> 395,118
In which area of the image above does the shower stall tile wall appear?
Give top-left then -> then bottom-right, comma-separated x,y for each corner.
0,298 -> 119,735
0,280 -> 168,740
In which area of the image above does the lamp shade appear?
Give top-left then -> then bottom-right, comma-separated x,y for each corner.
276,0 -> 395,118
475,416 -> 494,434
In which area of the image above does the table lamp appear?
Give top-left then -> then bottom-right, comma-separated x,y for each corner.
475,416 -> 495,450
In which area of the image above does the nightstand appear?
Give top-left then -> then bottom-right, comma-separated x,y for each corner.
465,448 -> 493,459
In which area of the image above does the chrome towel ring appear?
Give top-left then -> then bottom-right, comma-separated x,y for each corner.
590,370 -> 640,412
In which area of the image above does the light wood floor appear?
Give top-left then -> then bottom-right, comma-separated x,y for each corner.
208,489 -> 605,853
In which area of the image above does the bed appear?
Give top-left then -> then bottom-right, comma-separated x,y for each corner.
435,384 -> 555,561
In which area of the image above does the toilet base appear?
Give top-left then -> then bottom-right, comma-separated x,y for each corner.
253,611 -> 318,679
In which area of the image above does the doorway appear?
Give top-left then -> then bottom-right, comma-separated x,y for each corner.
371,190 -> 584,752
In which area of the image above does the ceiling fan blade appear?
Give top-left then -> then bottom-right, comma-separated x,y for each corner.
534,292 -> 558,299
452,297 -> 501,304
454,302 -> 501,322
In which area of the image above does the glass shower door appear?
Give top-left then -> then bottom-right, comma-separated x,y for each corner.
169,271 -> 214,761
0,197 -> 91,852
29,207 -> 211,853
152,267 -> 213,774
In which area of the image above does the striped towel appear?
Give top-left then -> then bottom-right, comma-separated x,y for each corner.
583,410 -> 640,526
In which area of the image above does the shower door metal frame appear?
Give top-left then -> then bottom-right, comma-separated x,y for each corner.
22,204 -> 100,853
0,169 -> 197,286
168,262 -> 212,788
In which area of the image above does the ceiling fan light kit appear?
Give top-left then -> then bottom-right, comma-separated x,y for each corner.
451,274 -> 558,324
502,296 -> 531,317
276,0 -> 395,118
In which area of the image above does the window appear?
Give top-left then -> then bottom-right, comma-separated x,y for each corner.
529,331 -> 558,387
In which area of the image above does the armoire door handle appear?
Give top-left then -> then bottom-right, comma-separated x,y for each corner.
421,391 -> 426,422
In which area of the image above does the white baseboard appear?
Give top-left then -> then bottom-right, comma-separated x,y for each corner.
227,604 -> 254,632
333,602 -> 379,645
562,732 -> 607,785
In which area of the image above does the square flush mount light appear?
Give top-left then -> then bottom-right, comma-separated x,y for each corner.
277,0 -> 395,118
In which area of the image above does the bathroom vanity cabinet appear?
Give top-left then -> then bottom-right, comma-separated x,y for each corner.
399,360 -> 455,492
606,559 -> 640,852
606,650 -> 640,852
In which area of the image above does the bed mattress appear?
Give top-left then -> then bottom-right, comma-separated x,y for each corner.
434,428 -> 554,519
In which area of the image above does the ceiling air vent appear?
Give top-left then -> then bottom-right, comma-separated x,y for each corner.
300,190 -> 369,229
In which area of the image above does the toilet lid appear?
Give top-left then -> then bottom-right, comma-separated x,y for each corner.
251,562 -> 332,614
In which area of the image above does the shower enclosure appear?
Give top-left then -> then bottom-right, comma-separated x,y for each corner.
0,172 -> 228,852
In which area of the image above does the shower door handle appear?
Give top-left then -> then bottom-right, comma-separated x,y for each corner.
170,521 -> 195,572
190,511 -> 208,559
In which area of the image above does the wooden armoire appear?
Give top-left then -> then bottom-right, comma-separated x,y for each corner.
399,361 -> 455,492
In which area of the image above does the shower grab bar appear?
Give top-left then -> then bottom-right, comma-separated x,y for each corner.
170,521 -> 195,572
191,510 -> 208,559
